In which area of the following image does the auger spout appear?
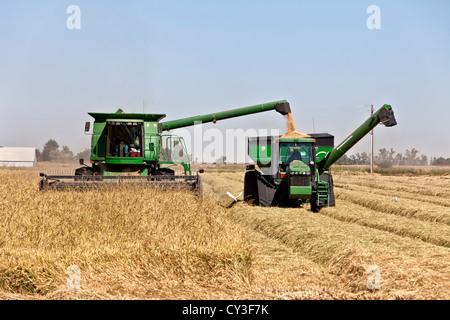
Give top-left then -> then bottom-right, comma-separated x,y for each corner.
319,104 -> 397,174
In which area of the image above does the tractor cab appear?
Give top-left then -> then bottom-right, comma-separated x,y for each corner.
279,138 -> 316,200
246,133 -> 334,207
279,140 -> 315,174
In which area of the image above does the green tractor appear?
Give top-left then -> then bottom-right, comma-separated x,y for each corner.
39,100 -> 291,191
244,104 -> 397,212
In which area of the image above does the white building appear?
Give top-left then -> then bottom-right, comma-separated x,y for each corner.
0,147 -> 37,167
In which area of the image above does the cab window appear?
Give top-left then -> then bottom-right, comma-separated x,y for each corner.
107,122 -> 142,157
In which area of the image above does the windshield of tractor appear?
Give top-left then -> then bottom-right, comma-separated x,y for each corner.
107,122 -> 142,157
280,142 -> 313,166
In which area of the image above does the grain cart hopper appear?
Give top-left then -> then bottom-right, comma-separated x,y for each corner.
39,100 -> 292,191
244,104 -> 397,212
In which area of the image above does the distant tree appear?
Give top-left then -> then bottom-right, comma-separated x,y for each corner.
374,148 -> 396,167
76,148 -> 91,161
375,148 -> 395,162
393,153 -> 404,166
340,148 -> 434,167
419,154 -> 428,166
359,152 -> 370,165
335,154 -> 352,165
431,157 -> 450,166
41,139 -> 59,162
348,152 -> 370,165
35,149 -> 42,161
404,148 -> 420,165
59,145 -> 74,162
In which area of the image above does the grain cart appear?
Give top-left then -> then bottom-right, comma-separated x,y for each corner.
39,100 -> 291,191
244,104 -> 397,212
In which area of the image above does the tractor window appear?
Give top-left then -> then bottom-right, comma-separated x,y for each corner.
280,142 -> 313,165
107,122 -> 142,157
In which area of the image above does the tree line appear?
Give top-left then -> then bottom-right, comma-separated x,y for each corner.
36,139 -> 450,167
36,139 -> 90,163
336,148 -> 450,167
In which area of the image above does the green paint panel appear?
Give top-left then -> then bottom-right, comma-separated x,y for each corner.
315,146 -> 333,164
289,160 -> 310,172
89,112 -> 166,122
249,144 -> 272,163
289,186 -> 312,199
105,157 -> 144,165
91,121 -> 107,159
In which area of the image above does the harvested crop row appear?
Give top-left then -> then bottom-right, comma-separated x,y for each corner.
335,182 -> 450,208
335,187 -> 450,225
202,173 -> 245,206
320,200 -> 450,247
228,203 -> 450,299
339,174 -> 450,196
241,224 -> 354,299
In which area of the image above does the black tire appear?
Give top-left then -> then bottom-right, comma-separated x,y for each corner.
74,166 -> 95,181
156,167 -> 175,175
155,167 -> 175,181
244,170 -> 259,205
39,179 -> 45,191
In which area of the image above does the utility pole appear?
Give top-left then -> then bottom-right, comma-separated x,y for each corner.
370,104 -> 374,174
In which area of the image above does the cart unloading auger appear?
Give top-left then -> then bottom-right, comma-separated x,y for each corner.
39,100 -> 292,191
244,104 -> 397,212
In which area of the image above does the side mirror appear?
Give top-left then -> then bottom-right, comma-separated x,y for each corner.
79,158 -> 84,165
84,122 -> 90,132
199,169 -> 205,174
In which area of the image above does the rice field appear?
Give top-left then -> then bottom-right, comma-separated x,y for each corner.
0,164 -> 448,299
202,168 -> 450,300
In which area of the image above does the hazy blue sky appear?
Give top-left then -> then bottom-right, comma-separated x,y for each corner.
1,0 -> 449,160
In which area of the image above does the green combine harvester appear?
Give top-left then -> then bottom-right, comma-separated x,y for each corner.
39,100 -> 292,191
244,104 -> 397,212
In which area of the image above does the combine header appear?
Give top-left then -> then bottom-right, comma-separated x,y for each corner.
39,101 -> 292,192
